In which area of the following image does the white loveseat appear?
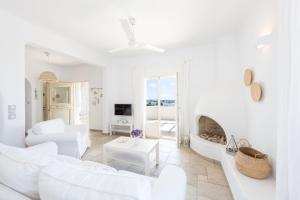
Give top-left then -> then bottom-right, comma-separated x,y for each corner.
0,142 -> 186,200
25,119 -> 90,158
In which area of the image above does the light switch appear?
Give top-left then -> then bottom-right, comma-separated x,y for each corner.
8,105 -> 16,120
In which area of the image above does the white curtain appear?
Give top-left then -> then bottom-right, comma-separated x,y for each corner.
277,0 -> 300,199
132,66 -> 145,130
287,0 -> 300,198
102,67 -> 113,134
177,60 -> 191,145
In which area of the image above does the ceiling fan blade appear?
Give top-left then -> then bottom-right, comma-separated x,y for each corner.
109,46 -> 133,53
140,44 -> 165,53
120,18 -> 136,42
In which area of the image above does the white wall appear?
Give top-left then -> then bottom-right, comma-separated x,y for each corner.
103,44 -> 216,133
104,0 -> 278,173
193,34 -> 249,142
276,0 -> 291,198
65,65 -> 103,131
25,54 -> 103,130
238,0 -> 277,170
194,0 -> 278,173
0,10 -> 107,146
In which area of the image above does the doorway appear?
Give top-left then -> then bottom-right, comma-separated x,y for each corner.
25,79 -> 32,134
144,75 -> 177,140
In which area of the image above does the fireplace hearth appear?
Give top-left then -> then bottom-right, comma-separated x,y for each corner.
198,116 -> 226,145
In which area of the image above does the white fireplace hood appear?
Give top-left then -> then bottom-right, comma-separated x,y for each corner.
190,86 -> 275,200
193,85 -> 248,140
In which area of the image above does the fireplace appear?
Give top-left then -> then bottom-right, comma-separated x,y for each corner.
198,116 -> 226,145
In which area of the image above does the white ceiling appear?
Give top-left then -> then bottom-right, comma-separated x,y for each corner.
1,0 -> 255,53
26,45 -> 91,68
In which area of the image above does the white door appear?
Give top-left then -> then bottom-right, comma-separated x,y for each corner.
48,82 -> 73,124
144,75 -> 177,140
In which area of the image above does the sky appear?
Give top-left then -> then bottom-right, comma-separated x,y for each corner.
146,77 -> 176,100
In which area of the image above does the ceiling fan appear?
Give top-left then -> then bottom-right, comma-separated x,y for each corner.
109,17 -> 165,53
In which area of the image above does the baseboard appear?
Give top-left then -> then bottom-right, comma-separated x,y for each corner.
90,129 -> 102,132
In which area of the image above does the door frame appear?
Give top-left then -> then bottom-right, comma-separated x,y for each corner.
144,74 -> 178,141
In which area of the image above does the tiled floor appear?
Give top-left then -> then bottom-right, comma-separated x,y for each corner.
82,131 -> 233,200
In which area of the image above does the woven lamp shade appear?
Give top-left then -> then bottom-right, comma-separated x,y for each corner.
39,71 -> 57,82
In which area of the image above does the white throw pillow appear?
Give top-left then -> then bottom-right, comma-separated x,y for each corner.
0,143 -> 57,199
32,119 -> 65,135
55,154 -> 117,172
39,161 -> 152,200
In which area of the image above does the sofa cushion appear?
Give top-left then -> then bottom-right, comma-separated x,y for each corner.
32,118 -> 65,135
55,154 -> 117,172
38,161 -> 152,200
0,184 -> 31,200
0,143 -> 58,199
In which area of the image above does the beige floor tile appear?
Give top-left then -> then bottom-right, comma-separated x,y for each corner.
186,184 -> 197,200
186,172 -> 199,185
206,166 -> 228,186
198,196 -> 212,200
198,179 -> 233,200
189,157 -> 215,168
182,164 -> 207,176
198,174 -> 208,182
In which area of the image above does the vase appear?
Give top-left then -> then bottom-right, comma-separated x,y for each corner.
133,137 -> 139,145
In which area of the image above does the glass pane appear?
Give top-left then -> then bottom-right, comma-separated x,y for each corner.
159,76 -> 177,138
146,79 -> 158,121
159,77 -> 176,107
146,79 -> 158,106
53,87 -> 70,104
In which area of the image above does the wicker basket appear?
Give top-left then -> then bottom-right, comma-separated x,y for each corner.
235,147 -> 271,179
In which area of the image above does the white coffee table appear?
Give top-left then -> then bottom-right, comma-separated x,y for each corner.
103,136 -> 159,175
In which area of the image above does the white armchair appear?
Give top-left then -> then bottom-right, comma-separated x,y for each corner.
25,119 -> 91,158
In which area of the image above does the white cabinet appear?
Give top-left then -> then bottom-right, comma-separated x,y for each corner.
44,81 -> 89,126
48,82 -> 73,124
109,117 -> 133,136
110,123 -> 133,136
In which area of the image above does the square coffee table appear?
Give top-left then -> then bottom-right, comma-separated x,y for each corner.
103,136 -> 159,175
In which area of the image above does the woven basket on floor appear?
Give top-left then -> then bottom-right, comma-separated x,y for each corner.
235,147 -> 271,179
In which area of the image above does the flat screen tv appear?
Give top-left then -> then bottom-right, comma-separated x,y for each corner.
114,104 -> 132,116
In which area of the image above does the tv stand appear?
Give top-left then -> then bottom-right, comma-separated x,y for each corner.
109,117 -> 133,136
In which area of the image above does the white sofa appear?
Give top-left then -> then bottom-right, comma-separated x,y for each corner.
25,119 -> 90,158
0,142 -> 186,200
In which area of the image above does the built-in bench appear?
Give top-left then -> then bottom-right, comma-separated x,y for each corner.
190,134 -> 276,200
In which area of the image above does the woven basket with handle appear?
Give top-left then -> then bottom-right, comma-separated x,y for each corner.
235,147 -> 272,179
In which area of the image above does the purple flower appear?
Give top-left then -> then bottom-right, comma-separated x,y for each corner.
131,129 -> 143,138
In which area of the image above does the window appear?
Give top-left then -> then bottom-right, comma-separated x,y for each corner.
159,77 -> 176,107
146,79 -> 158,106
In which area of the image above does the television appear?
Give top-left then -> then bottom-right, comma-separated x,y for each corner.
114,104 -> 132,116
